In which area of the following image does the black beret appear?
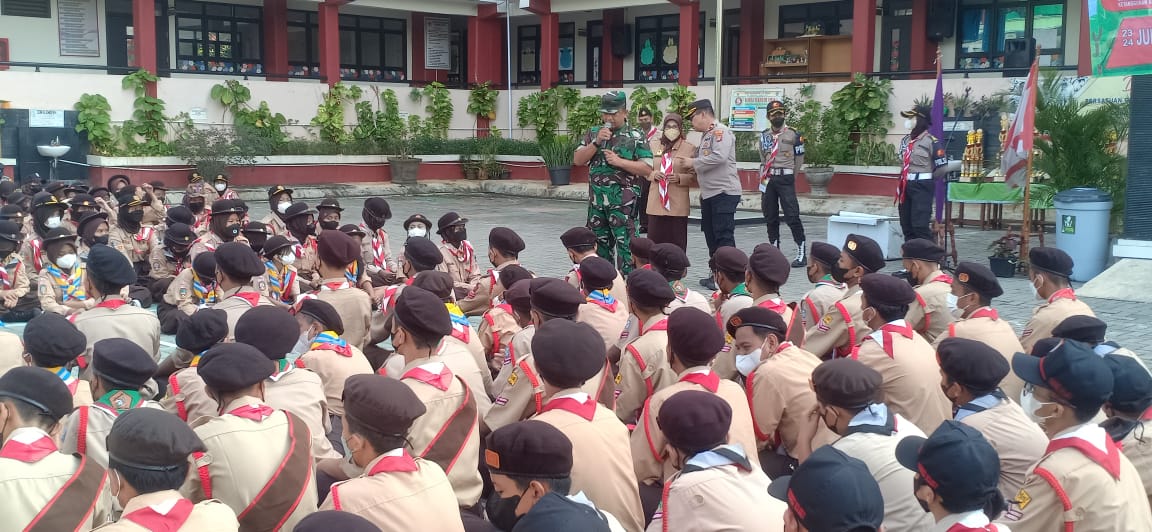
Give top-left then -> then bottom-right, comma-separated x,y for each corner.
283,202 -> 316,220
214,242 -> 265,279
708,246 -> 748,275
23,312 -> 86,367
485,420 -> 573,478
317,197 -> 343,212
197,343 -> 275,393
937,337 -> 1010,393
532,320 -> 606,387
530,278 -> 585,318
489,227 -> 526,255
235,306 -> 299,360
560,227 -> 597,248
86,244 -> 138,287
748,243 -> 790,286
404,237 -> 444,270
92,338 -> 158,390
412,270 -> 455,301
667,307 -> 724,365
1053,315 -> 1108,345
436,211 -> 468,234
901,238 -> 946,263
726,306 -> 787,338
267,185 -> 293,199
1029,246 -> 1074,278
175,308 -> 229,354
363,197 -> 391,219
297,298 -> 345,336
108,409 -> 206,470
192,252 -> 217,281
317,229 -> 360,266
860,273 -> 916,306
629,237 -> 654,260
843,234 -> 886,272
627,268 -> 676,309
339,224 -> 366,239
343,374 -> 426,436
650,243 -> 691,277
165,206 -> 195,227
498,264 -> 533,291
294,511 -> 382,532
954,262 -> 1004,299
578,256 -> 617,292
395,286 -> 452,339
403,214 -> 432,231
1105,354 -> 1152,414
163,222 -> 196,246
0,366 -> 73,421
263,235 -> 293,257
210,199 -> 244,216
658,390 -> 732,453
812,358 -> 882,409
504,279 -> 533,314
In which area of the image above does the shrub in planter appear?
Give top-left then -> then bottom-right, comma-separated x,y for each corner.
389,126 -> 422,185
541,135 -> 577,186
987,232 -> 1021,278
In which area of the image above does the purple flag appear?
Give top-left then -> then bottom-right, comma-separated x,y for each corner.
931,67 -> 946,223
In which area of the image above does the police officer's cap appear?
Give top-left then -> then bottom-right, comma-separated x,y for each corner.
108,409 -> 206,471
954,262 -> 1004,299
532,319 -> 606,387
685,99 -> 714,120
343,374 -> 426,437
236,306 -> 299,360
92,338 -> 158,390
529,278 -> 584,318
937,337 -> 1010,394
626,268 -> 676,309
811,358 -> 882,409
24,312 -> 86,367
176,308 -> 229,354
667,307 -> 724,365
485,420 -> 573,478
395,286 -> 452,339
1028,246 -> 1074,278
749,243 -> 791,287
215,242 -> 265,279
0,366 -> 73,421
197,342 -> 275,393
843,234 -> 886,272
578,256 -> 616,292
901,238 -> 946,263
658,390 -> 733,453
767,100 -> 787,116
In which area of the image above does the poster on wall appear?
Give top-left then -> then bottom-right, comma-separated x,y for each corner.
425,16 -> 451,70
728,88 -> 786,132
1087,1 -> 1152,76
58,0 -> 101,57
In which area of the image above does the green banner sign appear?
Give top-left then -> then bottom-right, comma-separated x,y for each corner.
1089,1 -> 1152,76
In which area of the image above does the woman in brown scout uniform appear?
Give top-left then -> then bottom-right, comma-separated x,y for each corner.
645,113 -> 696,251
38,228 -> 92,316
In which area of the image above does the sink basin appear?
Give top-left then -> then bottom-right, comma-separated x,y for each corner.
37,145 -> 71,158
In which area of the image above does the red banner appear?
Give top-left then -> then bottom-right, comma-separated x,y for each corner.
1106,16 -> 1152,69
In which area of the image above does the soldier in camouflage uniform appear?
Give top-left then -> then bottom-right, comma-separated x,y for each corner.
573,91 -> 654,274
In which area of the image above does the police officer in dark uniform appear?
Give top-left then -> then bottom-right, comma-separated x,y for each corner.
896,105 -> 948,242
759,100 -> 807,268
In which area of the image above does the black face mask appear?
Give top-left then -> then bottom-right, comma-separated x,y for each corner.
485,491 -> 523,532
124,210 -> 144,224
305,222 -> 317,236
319,220 -> 340,231
167,244 -> 190,257
188,202 -> 205,214
770,117 -> 785,128
93,235 -> 110,246
363,212 -> 384,230
830,263 -> 850,283
222,223 -> 241,240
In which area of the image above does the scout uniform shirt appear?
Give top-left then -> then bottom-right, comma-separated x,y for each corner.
164,268 -> 218,317
399,359 -> 482,508
320,448 -> 465,532
852,319 -> 952,434
148,245 -> 191,281
437,240 -> 481,296
1019,288 -> 1095,352
933,306 -> 1027,403
264,260 -> 301,305
310,278 -> 373,351
295,332 -> 373,418
38,261 -> 93,316
758,125 -> 803,193
210,285 -> 275,340
831,404 -> 935,532
359,223 -> 397,274
896,131 -> 946,203
260,213 -> 288,237
631,366 -> 760,485
746,342 -> 836,460
954,391 -> 1048,498
692,122 -> 741,199
183,398 -> 318,532
458,260 -> 520,316
0,426 -> 113,531
189,231 -> 225,261
1112,415 -> 1152,509
999,423 -> 1152,532
262,360 -> 341,460
804,286 -> 869,359
433,337 -> 495,420
442,301 -> 495,395
41,364 -> 95,408
292,235 -> 320,282
140,195 -> 167,226
73,299 -> 163,361
932,511 -> 1009,532
615,314 -> 676,425
0,253 -> 30,309
60,390 -> 164,467
799,276 -> 847,330
648,445 -> 784,532
576,288 -> 630,353
162,351 -> 218,423
20,234 -> 49,275
108,224 -> 156,266
94,489 -> 238,531
478,301 -> 520,369
564,261 -> 631,310
752,292 -> 806,345
904,269 -> 955,343
668,279 -> 711,313
711,283 -> 754,381
646,138 -> 697,218
532,389 -> 646,532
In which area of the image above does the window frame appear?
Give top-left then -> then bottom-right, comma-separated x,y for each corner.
174,0 -> 263,74
338,14 -> 407,82
777,0 -> 854,39
955,0 -> 1066,70
633,13 -> 705,83
559,22 -> 576,83
517,24 -> 541,85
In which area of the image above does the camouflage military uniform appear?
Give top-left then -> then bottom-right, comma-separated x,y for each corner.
579,125 -> 653,274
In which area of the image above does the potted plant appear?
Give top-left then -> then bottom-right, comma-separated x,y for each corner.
540,135 -> 576,186
987,232 -> 1021,278
389,122 -> 422,185
460,154 -> 481,180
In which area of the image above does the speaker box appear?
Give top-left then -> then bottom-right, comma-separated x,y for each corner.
926,0 -> 956,41
1004,38 -> 1037,68
611,24 -> 632,57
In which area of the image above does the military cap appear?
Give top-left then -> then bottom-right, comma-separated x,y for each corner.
197,342 -> 276,393
295,511 -> 382,532
0,220 -> 21,244
165,205 -> 195,227
901,238 -> 946,263
436,211 -> 468,235
767,100 -> 787,116
108,409 -> 206,471
937,337 -> 1010,393
485,420 -> 573,478
626,268 -> 676,309
192,251 -> 216,281
532,320 -> 606,387
650,243 -> 691,277
0,366 -> 73,421
901,105 -> 933,123
43,227 -> 77,246
1105,354 -> 1152,414
629,237 -> 654,260
530,278 -> 585,318
658,390 -> 733,453
498,264 -> 533,291
685,99 -> 713,120
395,286 -> 452,339
267,185 -> 293,199
263,235 -> 293,257
726,306 -> 786,339
578,256 -> 616,292
283,202 -> 316,220
32,191 -> 63,210
86,244 -> 138,287
363,197 -> 391,219
489,227 -> 526,255
1052,315 -> 1108,345
860,273 -> 916,306
808,241 -> 841,268
412,270 -> 455,301
210,199 -> 244,216
560,227 -> 597,249
896,421 -> 1001,514
163,222 -> 195,247
1013,339 -> 1113,413
811,358 -> 882,409
343,374 -> 426,436
599,91 -> 627,113
69,194 -> 97,209
23,312 -> 86,367
317,229 -> 360,266
404,237 -> 443,270
667,307 -> 724,365
1028,246 -> 1074,278
954,262 -> 1004,299
296,298 -> 345,336
504,279 -> 533,314
339,224 -> 366,239
175,308 -> 228,354
235,306 -> 299,360
708,246 -> 748,276
768,446 -> 885,532
215,242 -> 265,279
92,338 -> 158,390
748,243 -> 791,286
403,214 -> 433,231
843,234 -> 885,272
317,197 -> 343,212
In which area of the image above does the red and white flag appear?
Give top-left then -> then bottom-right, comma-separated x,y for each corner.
1002,58 -> 1039,189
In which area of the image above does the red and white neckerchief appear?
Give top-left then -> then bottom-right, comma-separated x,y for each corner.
541,392 -> 597,421
367,448 -> 419,475
295,237 -> 317,259
229,291 -> 263,307
757,297 -> 789,316
0,427 -> 58,462
51,365 -> 80,395
896,131 -> 927,204
929,273 -> 954,285
1048,287 -> 1077,303
443,240 -> 476,274
402,362 -> 454,392
228,403 -> 275,422
319,280 -> 351,291
658,151 -> 674,211
1047,423 -> 1123,479
759,129 -> 782,192
361,224 -> 389,269
771,341 -> 795,358
968,307 -> 999,320
95,298 -> 130,310
867,320 -> 915,359
122,498 -> 195,530
940,511 -> 1009,532
29,238 -> 44,271
134,226 -> 155,243
0,256 -> 17,290
639,317 -> 668,336
679,369 -> 719,393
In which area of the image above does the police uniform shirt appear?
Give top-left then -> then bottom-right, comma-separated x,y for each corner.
263,364 -> 341,460
73,302 -> 163,361
458,260 -> 520,316
297,343 -> 373,418
853,320 -> 952,434
799,278 -> 847,330
615,314 -> 676,425
107,225 -> 155,265
956,395 -> 1048,498
210,285 -> 275,340
94,490 -> 238,531
902,132 -> 947,174
747,343 -> 836,459
0,426 -> 114,530
319,450 -> 465,532
759,126 -> 804,170
312,278 -> 373,351
804,287 -> 870,359
1019,291 -> 1095,352
904,269 -> 955,343
692,122 -> 741,199
933,307 -> 1027,403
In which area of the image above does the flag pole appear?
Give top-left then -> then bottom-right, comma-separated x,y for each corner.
1019,45 -> 1041,263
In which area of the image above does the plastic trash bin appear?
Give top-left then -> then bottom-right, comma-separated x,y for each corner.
1053,188 -> 1113,282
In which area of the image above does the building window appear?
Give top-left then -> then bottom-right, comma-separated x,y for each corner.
340,15 -> 406,82
287,10 -> 319,77
778,1 -> 853,38
175,1 -> 262,74
1,0 -> 50,18
518,25 -> 540,85
634,14 -> 705,82
559,22 -> 575,83
957,1 -> 1065,69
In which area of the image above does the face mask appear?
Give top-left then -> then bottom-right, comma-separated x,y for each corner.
408,227 -> 427,238
281,253 -> 297,266
1020,387 -> 1057,426
319,220 -> 339,231
862,307 -> 877,324
292,332 -> 311,355
450,228 -> 468,243
94,235 -> 110,246
736,348 -> 762,377
277,201 -> 292,214
304,222 -> 317,236
1030,278 -> 1042,300
189,202 -> 205,214
770,117 -> 785,128
904,119 -> 915,129
214,183 -> 227,192
55,253 -> 78,270
224,223 -> 241,239
110,470 -> 125,513
44,216 -> 61,229
125,210 -> 144,224
946,293 -> 963,318
486,492 -> 524,532
830,263 -> 850,283
664,128 -> 681,142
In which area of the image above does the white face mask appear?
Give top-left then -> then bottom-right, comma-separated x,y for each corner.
280,253 -> 296,266
408,227 -> 427,238
736,349 -> 762,377
214,183 -> 227,192
904,119 -> 915,130
55,253 -> 77,270
291,331 -> 312,356
1020,387 -> 1057,427
45,216 -> 62,229
110,470 -> 125,513
946,293 -> 967,318
1030,278 -> 1042,300
277,201 -> 292,214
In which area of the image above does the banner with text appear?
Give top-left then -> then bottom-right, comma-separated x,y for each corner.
1089,0 -> 1152,76
727,88 -> 786,132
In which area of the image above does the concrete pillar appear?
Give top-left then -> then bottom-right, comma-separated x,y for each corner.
737,0 -> 765,82
1078,0 -> 1091,77
467,4 -> 504,86
317,1 -> 343,86
678,3 -> 699,86
600,8 -> 625,88
263,0 -> 288,81
539,13 -> 559,89
131,0 -> 157,95
851,0 -> 877,75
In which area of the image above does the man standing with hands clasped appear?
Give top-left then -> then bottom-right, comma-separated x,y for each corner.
896,104 -> 948,242
573,91 -> 653,275
759,100 -> 808,268
680,100 -> 740,291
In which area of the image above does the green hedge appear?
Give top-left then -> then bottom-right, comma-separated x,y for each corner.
268,136 -> 540,157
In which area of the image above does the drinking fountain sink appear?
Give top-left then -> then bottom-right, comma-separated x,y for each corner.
37,145 -> 71,158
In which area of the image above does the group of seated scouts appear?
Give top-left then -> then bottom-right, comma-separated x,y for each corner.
0,174 -> 1150,532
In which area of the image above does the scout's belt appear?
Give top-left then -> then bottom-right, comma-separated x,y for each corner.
907,172 -> 933,181
767,168 -> 794,176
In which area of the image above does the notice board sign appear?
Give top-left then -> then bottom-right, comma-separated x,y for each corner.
728,88 -> 786,132
57,0 -> 101,57
425,16 -> 451,70
1088,1 -> 1152,76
